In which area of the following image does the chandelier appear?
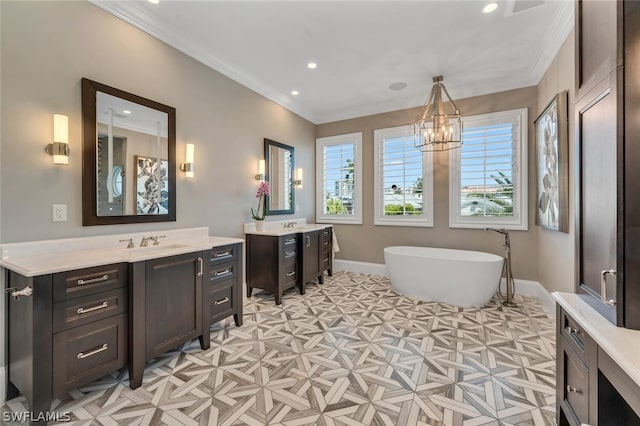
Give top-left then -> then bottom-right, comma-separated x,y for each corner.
414,75 -> 463,152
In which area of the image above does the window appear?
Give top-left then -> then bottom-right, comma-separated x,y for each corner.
316,132 -> 363,224
373,125 -> 433,226
449,108 -> 528,230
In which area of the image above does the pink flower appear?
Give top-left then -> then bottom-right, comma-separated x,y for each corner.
256,180 -> 270,198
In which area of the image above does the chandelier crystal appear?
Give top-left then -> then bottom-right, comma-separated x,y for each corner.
414,75 -> 463,152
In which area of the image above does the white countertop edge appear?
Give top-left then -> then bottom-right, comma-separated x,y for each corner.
553,291 -> 640,388
0,234 -> 244,277
244,223 -> 332,236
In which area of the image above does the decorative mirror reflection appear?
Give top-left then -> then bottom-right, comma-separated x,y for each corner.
82,78 -> 176,225
264,138 -> 294,215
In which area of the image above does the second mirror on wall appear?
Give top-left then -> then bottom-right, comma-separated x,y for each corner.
264,138 -> 294,215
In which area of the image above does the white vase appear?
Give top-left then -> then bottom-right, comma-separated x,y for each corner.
255,220 -> 265,232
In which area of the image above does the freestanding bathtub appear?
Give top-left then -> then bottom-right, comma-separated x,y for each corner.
384,246 -> 504,307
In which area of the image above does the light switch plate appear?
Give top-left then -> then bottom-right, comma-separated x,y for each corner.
52,204 -> 67,222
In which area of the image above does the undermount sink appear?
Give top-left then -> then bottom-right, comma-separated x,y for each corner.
133,243 -> 189,251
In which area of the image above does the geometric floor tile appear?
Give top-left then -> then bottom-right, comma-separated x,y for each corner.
1,271 -> 556,426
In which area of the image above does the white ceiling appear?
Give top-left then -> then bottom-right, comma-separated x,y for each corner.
91,0 -> 573,124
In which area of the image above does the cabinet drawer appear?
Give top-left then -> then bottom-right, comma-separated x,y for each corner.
209,261 -> 237,286
561,337 -> 589,425
280,262 -> 297,285
321,239 -> 331,253
561,309 -> 592,363
53,263 -> 127,302
321,228 -> 331,242
322,256 -> 331,271
53,314 -> 127,397
53,288 -> 127,333
210,245 -> 238,266
209,283 -> 233,320
282,246 -> 297,262
281,235 -> 298,249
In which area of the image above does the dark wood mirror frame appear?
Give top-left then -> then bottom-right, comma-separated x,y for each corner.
264,138 -> 295,215
81,78 -> 176,225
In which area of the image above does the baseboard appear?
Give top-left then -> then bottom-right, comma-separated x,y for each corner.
333,259 -> 388,277
334,259 -> 555,318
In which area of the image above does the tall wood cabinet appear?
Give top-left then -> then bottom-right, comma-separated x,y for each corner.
575,0 -> 640,329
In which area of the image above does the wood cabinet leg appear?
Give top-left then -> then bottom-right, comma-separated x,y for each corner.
247,286 -> 253,297
31,397 -> 52,425
199,333 -> 210,350
234,313 -> 242,327
319,275 -> 324,284
298,282 -> 305,295
275,292 -> 282,305
328,268 -> 333,277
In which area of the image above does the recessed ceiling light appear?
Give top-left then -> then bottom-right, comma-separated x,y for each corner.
291,90 -> 299,96
483,2 -> 498,13
123,110 -> 131,115
389,82 -> 407,91
307,62 -> 317,69
148,0 -> 160,4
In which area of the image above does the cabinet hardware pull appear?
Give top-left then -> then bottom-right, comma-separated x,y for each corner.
285,238 -> 296,244
564,326 -> 579,335
323,241 -> 329,245
306,236 -> 310,247
5,286 -> 33,300
77,343 -> 108,359
566,385 -> 578,393
215,297 -> 230,305
197,257 -> 203,277
286,271 -> 295,277
77,274 -> 109,286
286,251 -> 296,256
600,269 -> 617,306
323,258 -> 329,262
215,269 -> 231,277
214,251 -> 231,258
77,301 -> 109,314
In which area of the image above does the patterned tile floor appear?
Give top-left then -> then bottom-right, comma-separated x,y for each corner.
2,272 -> 556,425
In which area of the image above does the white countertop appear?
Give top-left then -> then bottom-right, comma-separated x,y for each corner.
0,228 -> 243,277
553,292 -> 640,388
243,218 -> 332,236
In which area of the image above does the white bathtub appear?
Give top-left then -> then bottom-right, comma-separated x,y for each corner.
383,246 -> 504,307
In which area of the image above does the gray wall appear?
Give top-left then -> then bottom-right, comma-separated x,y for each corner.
316,87 -> 540,280
0,1 -> 316,243
536,31 -> 575,293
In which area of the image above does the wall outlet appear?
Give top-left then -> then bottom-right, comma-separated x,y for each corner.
52,204 -> 67,222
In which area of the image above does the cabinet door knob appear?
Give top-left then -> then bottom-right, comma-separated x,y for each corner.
566,385 -> 579,393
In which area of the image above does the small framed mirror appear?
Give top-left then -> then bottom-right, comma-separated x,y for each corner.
264,138 -> 294,215
82,78 -> 176,225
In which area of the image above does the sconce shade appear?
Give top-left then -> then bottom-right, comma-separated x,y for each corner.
51,114 -> 69,165
414,76 -> 463,152
180,143 -> 195,178
255,159 -> 266,181
294,167 -> 303,188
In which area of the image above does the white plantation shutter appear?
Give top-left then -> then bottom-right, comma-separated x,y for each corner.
449,109 -> 528,230
374,125 -> 433,227
316,133 -> 363,224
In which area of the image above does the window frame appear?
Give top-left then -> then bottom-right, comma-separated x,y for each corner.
373,125 -> 433,227
316,132 -> 363,224
449,108 -> 528,230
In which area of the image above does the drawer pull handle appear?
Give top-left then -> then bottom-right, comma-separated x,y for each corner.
77,274 -> 109,286
77,343 -> 108,359
286,251 -> 296,256
214,251 -> 231,258
600,269 -> 617,306
323,241 -> 329,245
197,257 -> 203,277
566,385 -> 579,393
286,271 -> 295,277
215,269 -> 231,277
323,258 -> 329,262
77,301 -> 109,314
215,297 -> 230,305
285,238 -> 296,244
564,326 -> 579,335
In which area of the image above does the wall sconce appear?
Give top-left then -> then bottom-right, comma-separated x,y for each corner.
255,159 -> 265,181
180,143 -> 195,178
46,114 -> 69,165
294,168 -> 303,189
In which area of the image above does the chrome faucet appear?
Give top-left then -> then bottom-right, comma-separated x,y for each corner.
140,236 -> 154,247
119,238 -> 135,249
151,235 -> 166,245
282,221 -> 296,230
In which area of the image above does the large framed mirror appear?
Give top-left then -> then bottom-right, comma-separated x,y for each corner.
82,78 -> 176,225
264,138 -> 294,215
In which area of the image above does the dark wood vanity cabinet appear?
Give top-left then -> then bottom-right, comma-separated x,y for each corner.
246,233 -> 300,305
206,243 -> 243,327
300,227 -> 333,289
575,0 -> 640,329
7,263 -> 128,417
557,305 -> 640,425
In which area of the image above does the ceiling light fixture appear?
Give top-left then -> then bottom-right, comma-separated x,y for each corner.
291,90 -> 299,96
307,62 -> 317,69
483,2 -> 498,13
414,75 -> 463,152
